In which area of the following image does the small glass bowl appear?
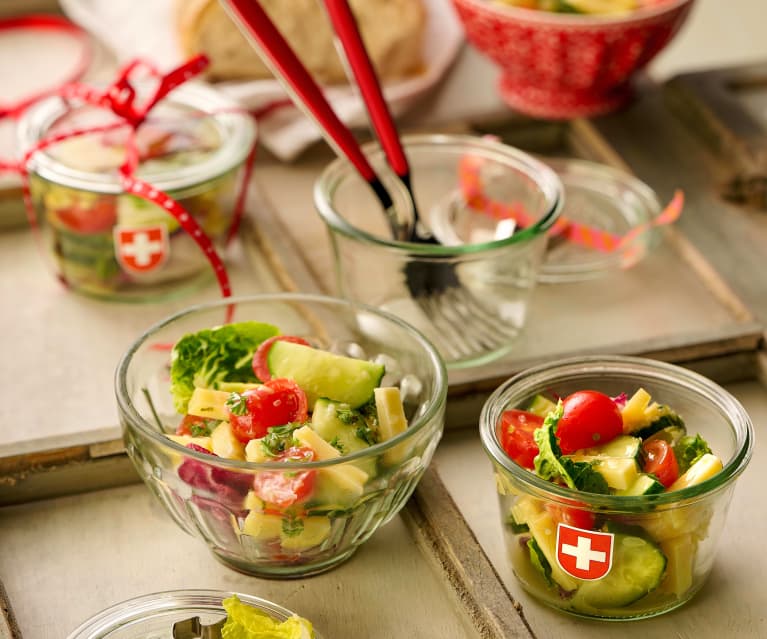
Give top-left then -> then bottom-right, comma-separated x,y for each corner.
115,293 -> 447,578
479,355 -> 753,620
314,133 -> 563,369
65,589 -> 320,639
538,158 -> 663,283
18,82 -> 256,302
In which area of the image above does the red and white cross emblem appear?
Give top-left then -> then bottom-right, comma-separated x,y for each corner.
556,523 -> 614,581
114,225 -> 169,274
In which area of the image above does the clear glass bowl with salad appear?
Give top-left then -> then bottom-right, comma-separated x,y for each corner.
479,355 -> 753,620
18,82 -> 256,301
66,589 -> 319,638
116,293 -> 447,577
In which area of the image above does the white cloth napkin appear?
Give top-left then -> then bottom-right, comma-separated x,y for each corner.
58,0 -> 465,161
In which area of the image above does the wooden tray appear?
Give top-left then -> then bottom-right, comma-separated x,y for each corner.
1,116 -> 763,504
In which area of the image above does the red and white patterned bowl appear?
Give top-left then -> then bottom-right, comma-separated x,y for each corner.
451,0 -> 695,119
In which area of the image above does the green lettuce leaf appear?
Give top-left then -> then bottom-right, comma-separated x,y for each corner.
169,321 -> 279,413
674,434 -> 713,474
221,595 -> 314,639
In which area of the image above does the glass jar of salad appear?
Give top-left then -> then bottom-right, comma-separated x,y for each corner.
479,355 -> 753,620
17,82 -> 256,301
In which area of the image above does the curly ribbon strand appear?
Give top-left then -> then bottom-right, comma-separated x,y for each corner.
458,154 -> 684,258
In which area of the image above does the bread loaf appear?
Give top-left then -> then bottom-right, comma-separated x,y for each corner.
176,0 -> 426,85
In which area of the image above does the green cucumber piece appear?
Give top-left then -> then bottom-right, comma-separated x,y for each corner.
615,473 -> 665,497
311,399 -> 377,476
267,341 -> 384,408
571,533 -> 667,610
527,394 -> 557,418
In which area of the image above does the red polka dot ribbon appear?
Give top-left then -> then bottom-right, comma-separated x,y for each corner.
458,153 -> 684,257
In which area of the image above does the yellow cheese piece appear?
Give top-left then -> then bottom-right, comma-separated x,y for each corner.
166,434 -> 213,452
638,502 -> 714,541
621,388 -> 652,433
244,438 -> 269,463
293,426 -> 369,485
243,490 -> 264,512
526,511 -> 580,592
510,495 -> 544,527
669,454 -> 723,491
187,387 -> 231,422
659,534 -> 697,596
280,516 -> 331,551
241,511 -> 282,540
374,387 -> 411,465
210,421 -> 245,460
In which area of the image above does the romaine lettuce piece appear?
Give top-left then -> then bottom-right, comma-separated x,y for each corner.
221,595 -> 314,639
170,321 -> 279,413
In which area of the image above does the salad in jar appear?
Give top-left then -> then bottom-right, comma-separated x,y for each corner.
157,319 -> 426,569
495,387 -> 724,617
494,0 -> 671,14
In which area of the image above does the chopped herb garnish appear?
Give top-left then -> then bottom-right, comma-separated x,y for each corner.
225,392 -> 249,417
190,420 -> 217,437
334,401 -> 379,446
281,513 -> 304,538
329,437 -> 345,454
261,422 -> 304,457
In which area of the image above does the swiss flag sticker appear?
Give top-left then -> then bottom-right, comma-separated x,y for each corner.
556,523 -> 614,581
114,225 -> 169,274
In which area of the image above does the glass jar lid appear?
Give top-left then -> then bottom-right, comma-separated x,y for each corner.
65,589 -> 319,639
538,157 -> 663,283
17,82 -> 256,195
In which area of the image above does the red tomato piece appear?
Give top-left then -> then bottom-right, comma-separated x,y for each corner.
252,335 -> 311,382
545,500 -> 596,530
499,409 -> 543,469
251,446 -> 317,508
228,378 -> 308,443
175,414 -> 215,437
641,439 -> 680,488
556,390 -> 623,455
55,198 -> 117,234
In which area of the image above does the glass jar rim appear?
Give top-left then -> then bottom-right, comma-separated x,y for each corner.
115,292 -> 447,471
65,589 -> 311,638
313,133 -> 564,256
18,82 -> 257,195
479,354 -> 754,508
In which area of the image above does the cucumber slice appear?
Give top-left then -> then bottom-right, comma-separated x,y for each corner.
527,394 -> 557,418
311,399 -> 377,476
571,533 -> 667,610
615,473 -> 665,496
267,341 -> 384,408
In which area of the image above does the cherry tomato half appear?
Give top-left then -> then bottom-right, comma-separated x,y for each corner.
556,390 -> 623,455
251,446 -> 317,509
545,499 -> 596,530
228,378 -> 308,443
499,409 -> 543,469
252,335 -> 311,382
175,414 -> 216,437
55,198 -> 117,234
641,439 -> 679,488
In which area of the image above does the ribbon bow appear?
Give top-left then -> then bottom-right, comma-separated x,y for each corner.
7,54 -> 256,305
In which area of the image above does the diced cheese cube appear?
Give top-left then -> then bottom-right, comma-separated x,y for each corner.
210,421 -> 245,460
294,426 -> 368,485
659,534 -> 697,596
669,454 -> 723,491
280,516 -> 331,551
187,388 -> 232,422
166,434 -> 213,452
374,387 -> 411,465
621,388 -> 652,433
241,511 -> 282,540
527,512 -> 579,592
244,438 -> 269,463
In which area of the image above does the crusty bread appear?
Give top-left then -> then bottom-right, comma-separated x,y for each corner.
176,0 -> 426,84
